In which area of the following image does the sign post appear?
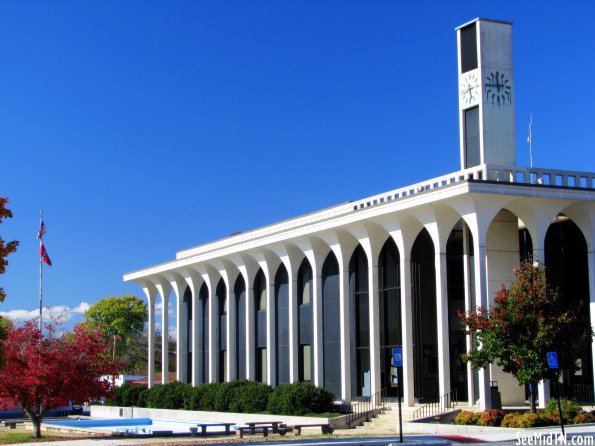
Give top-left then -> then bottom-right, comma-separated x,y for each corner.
547,352 -> 565,437
392,347 -> 403,443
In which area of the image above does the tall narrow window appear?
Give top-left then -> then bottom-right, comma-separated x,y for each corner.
464,106 -> 480,168
297,259 -> 313,382
460,23 -> 477,73
254,270 -> 267,383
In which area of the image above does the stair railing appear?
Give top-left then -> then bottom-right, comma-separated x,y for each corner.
345,388 -> 387,428
412,388 -> 457,420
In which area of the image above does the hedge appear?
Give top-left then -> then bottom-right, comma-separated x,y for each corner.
267,382 -> 334,415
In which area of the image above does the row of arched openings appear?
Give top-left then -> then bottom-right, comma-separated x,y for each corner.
178,216 -> 591,402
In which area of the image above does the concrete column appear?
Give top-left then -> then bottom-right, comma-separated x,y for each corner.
588,249 -> 595,403
538,380 -> 551,409
161,292 -> 169,384
267,279 -> 276,387
175,287 -> 188,384
400,256 -> 415,407
474,240 -> 492,410
368,263 -> 381,403
228,281 -> 236,382
142,284 -> 157,389
339,266 -> 351,403
192,288 -> 199,386
462,230 -> 475,405
289,277 -> 298,382
209,288 -> 217,383
312,271 -> 323,387
435,251 -> 451,406
246,285 -> 255,381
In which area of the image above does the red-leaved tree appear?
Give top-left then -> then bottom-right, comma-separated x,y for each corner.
0,319 -> 124,438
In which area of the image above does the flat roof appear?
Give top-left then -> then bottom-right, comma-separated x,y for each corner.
455,17 -> 513,31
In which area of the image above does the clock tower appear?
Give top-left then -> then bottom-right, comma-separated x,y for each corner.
457,18 -> 516,169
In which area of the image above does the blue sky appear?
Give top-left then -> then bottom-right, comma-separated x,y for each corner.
1,1 -> 594,333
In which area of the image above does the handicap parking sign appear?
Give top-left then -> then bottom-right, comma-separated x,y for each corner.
392,347 -> 403,367
547,352 -> 559,369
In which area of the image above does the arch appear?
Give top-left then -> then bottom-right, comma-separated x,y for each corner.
216,279 -> 227,382
253,269 -> 267,383
297,257 -> 313,382
198,282 -> 209,384
275,264 -> 290,385
378,237 -> 401,398
545,217 -> 592,396
411,228 -> 438,402
233,275 -> 246,380
349,245 -> 370,398
446,219 -> 473,402
322,251 -> 341,398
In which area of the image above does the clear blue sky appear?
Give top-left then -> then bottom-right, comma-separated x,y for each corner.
1,1 -> 594,332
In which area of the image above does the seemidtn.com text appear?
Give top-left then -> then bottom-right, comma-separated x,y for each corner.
516,433 -> 594,446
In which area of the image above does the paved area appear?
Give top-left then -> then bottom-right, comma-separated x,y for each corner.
7,422 -> 595,446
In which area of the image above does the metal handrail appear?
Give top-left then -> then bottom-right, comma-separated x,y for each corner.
345,388 -> 387,429
571,384 -> 595,405
412,388 -> 457,420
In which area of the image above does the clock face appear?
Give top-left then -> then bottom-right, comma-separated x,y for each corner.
460,72 -> 479,106
485,71 -> 512,105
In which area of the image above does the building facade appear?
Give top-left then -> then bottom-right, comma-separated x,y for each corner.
124,18 -> 595,410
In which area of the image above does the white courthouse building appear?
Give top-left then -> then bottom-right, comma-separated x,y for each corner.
124,18 -> 595,410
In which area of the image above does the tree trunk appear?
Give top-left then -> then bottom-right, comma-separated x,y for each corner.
529,382 -> 537,414
23,408 -> 42,438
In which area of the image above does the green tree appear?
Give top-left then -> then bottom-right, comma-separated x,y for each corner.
84,295 -> 147,362
460,261 -> 593,413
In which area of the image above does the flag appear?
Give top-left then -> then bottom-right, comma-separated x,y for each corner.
37,219 -> 47,240
40,241 -> 52,266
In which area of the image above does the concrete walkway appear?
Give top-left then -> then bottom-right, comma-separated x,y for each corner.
11,422 -> 595,446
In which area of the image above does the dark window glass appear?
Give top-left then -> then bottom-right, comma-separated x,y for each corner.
461,23 -> 477,73
464,106 -> 480,168
234,276 -> 246,380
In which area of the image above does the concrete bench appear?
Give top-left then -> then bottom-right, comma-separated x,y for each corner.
2,421 -> 17,429
236,425 -> 270,438
195,422 -> 235,436
292,423 -> 334,435
245,420 -> 284,433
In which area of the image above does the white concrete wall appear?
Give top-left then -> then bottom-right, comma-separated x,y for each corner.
486,209 -> 525,406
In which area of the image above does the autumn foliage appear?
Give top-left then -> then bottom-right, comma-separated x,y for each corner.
0,320 -> 123,437
460,261 -> 593,412
0,197 -> 19,303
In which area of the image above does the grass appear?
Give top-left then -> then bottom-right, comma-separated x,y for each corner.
0,430 -> 89,444
0,431 -> 45,443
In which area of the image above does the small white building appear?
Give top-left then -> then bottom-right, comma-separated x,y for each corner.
124,18 -> 595,410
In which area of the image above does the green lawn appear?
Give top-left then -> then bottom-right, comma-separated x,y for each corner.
0,431 -> 78,444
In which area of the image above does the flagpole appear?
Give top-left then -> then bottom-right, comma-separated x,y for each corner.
39,210 -> 43,334
528,114 -> 533,168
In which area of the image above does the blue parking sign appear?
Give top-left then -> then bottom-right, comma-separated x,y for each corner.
547,352 -> 559,369
392,347 -> 403,367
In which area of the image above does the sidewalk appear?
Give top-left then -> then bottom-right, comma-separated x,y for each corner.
11,422 -> 595,446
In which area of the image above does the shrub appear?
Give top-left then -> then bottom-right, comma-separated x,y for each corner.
215,381 -> 246,412
479,409 -> 505,426
546,399 -> 583,424
121,384 -> 146,407
501,412 -> 522,428
231,381 -> 271,413
146,381 -> 191,409
453,411 -> 481,425
267,382 -> 334,415
574,412 -> 595,424
184,383 -> 220,411
137,388 -> 150,408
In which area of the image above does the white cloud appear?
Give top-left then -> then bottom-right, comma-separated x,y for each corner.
0,302 -> 91,324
